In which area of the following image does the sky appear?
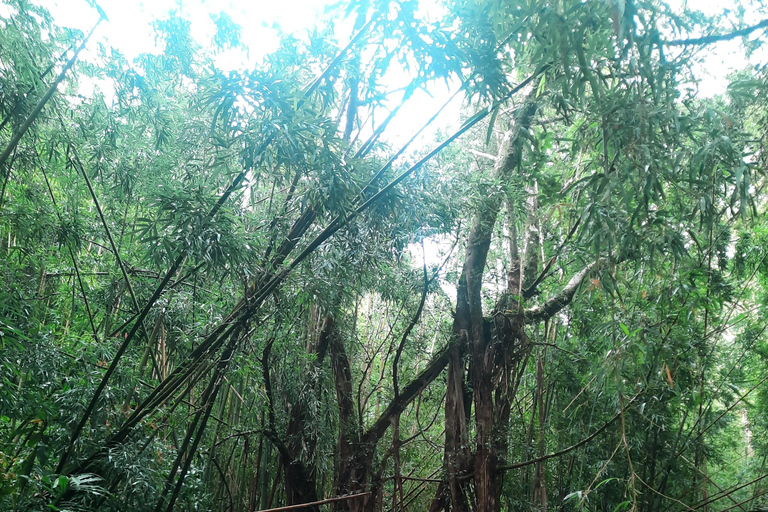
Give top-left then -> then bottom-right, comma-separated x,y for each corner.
39,0 -> 332,63
32,0 -> 768,125
27,0 -> 768,274
34,0 -> 461,150
31,0 -> 768,143
667,0 -> 767,97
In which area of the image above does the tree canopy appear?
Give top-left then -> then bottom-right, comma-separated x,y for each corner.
1,0 -> 768,511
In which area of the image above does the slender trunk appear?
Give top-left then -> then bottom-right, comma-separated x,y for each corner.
330,318 -> 372,512
392,414 -> 403,512
249,418 -> 265,512
532,347 -> 547,512
643,428 -> 658,512
267,457 -> 282,510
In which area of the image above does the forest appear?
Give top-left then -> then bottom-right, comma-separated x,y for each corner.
1,0 -> 768,510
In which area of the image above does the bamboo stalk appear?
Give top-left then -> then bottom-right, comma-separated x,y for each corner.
0,19 -> 102,171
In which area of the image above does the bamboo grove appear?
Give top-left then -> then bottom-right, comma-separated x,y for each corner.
2,0 -> 768,511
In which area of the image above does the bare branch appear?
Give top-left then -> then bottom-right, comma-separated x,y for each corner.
665,19 -> 768,47
524,260 -> 598,323
363,348 -> 451,445
466,148 -> 498,161
252,492 -> 371,512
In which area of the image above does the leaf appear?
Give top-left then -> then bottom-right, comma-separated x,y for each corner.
612,501 -> 631,512
564,490 -> 583,501
595,477 -> 617,490
620,323 -> 630,336
664,363 -> 674,388
52,475 -> 69,494
485,105 -> 499,146
536,73 -> 546,98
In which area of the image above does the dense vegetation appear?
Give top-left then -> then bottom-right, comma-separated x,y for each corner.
1,0 -> 768,510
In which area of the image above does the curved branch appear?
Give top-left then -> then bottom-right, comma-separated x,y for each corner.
394,256 -> 429,398
497,393 -> 638,472
363,348 -> 451,445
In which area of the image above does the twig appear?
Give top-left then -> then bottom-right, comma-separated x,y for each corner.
636,474 -> 694,511
252,492 -> 371,512
562,373 -> 597,413
693,472 -> 768,510
719,489 -> 768,512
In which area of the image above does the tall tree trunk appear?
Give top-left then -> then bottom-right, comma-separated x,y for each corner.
329,316 -> 371,512
431,99 -> 539,512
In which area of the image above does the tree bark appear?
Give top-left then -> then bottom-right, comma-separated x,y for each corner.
431,98 -> 538,512
328,316 -> 372,512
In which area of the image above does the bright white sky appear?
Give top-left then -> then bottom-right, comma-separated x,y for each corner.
665,0 -> 768,97
40,0 -> 332,63
25,0 -> 768,279
33,0 -> 768,126
34,0 -> 460,150
32,0 -> 768,139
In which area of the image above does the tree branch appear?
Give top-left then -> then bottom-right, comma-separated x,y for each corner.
665,19 -> 768,47
252,492 -> 371,512
524,260 -> 598,323
363,348 -> 451,445
497,394 -> 637,472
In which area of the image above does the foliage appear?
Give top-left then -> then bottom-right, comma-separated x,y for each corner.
0,0 -> 767,511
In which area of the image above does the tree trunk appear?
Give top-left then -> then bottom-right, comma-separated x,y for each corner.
328,316 -> 371,512
532,347 -> 547,512
282,310 -> 332,511
430,99 -> 538,512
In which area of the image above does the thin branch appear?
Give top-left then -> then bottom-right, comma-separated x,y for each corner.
69,145 -> 144,320
466,148 -> 498,161
636,474 -> 694,511
252,492 -> 371,512
44,271 -> 109,278
497,394 -> 637,472
719,490 -> 768,512
693,472 -> 768,510
388,476 -> 442,484
394,246 -> 429,398
665,19 -> 768,46
302,16 -> 375,97
528,342 -> 577,357
38,163 -> 100,344
69,246 -> 100,343
695,372 -> 768,442
522,255 -> 557,299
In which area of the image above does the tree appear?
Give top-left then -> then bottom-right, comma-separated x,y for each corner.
1,0 -> 767,511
